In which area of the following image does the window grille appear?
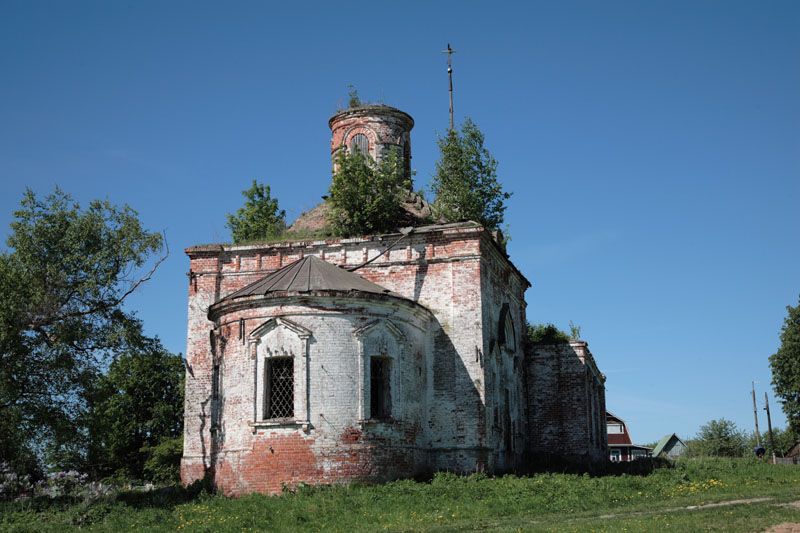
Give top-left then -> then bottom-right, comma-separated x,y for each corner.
350,133 -> 369,155
265,358 -> 294,419
370,357 -> 391,420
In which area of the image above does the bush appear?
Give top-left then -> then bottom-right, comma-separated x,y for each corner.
48,470 -> 89,497
527,323 -> 570,345
0,462 -> 35,501
141,437 -> 183,484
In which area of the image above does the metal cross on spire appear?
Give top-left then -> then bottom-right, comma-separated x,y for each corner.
441,43 -> 456,131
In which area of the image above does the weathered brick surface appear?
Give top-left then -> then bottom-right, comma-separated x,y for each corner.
182,224 -> 546,494
329,105 -> 413,175
524,341 -> 607,463
181,106 -> 608,495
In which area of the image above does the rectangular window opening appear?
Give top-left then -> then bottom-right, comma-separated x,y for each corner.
265,357 -> 294,419
370,357 -> 391,420
607,423 -> 623,434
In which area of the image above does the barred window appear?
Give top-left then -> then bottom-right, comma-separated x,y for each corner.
264,357 -> 293,419
350,133 -> 369,155
370,357 -> 391,420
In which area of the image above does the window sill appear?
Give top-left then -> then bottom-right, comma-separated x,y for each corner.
250,419 -> 311,431
358,418 -> 395,426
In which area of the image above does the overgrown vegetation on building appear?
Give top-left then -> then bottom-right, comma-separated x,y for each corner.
430,118 -> 511,233
225,180 -> 286,243
327,147 -> 411,237
527,322 -> 571,344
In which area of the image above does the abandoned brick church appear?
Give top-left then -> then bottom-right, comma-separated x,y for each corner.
181,105 -> 607,495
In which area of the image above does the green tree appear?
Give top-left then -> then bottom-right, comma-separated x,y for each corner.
0,406 -> 40,478
87,330 -> 184,481
691,419 -> 747,457
0,187 -> 164,471
226,180 -> 286,243
430,118 -> 511,232
769,295 -> 800,435
327,147 -> 411,237
747,427 -> 797,457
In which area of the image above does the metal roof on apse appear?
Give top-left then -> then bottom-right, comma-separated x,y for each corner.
221,255 -> 396,301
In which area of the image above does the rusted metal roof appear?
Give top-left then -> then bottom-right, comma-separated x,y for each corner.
221,255 -> 395,301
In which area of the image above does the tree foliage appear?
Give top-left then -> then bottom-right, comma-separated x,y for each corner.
0,187 -> 165,471
747,427 -> 797,456
327,147 -> 411,237
87,331 -> 184,481
430,118 -> 511,231
689,419 -> 747,457
226,180 -> 286,243
526,323 -> 570,345
769,295 -> 800,435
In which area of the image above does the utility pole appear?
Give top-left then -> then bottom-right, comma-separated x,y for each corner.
752,381 -> 761,447
441,43 -> 456,131
765,392 -> 777,462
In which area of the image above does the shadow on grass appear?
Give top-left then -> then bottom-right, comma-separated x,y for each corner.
520,453 -> 675,478
114,474 -> 214,509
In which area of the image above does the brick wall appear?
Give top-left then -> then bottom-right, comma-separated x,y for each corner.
479,239 -> 528,472
183,296 -> 431,495
329,105 -> 413,175
524,340 -> 607,463
182,223 -> 613,495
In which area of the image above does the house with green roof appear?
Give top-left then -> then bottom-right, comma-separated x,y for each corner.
652,433 -> 686,459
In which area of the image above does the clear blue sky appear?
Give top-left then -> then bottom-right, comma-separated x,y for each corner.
1,1 -> 798,446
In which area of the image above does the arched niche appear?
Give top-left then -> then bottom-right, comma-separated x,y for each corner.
353,319 -> 407,422
498,303 -> 516,354
247,317 -> 312,428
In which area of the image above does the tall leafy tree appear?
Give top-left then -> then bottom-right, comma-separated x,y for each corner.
226,180 -> 286,243
770,295 -> 800,435
327,147 -> 411,237
691,418 -> 747,457
430,118 -> 511,231
0,187 -> 165,470
87,329 -> 184,481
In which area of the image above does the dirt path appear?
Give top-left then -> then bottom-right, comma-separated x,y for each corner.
502,497 -> 800,532
595,496 -> 774,519
763,501 -> 800,533
593,497 -> 800,533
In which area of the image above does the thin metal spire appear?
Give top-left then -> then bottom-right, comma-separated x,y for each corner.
441,43 -> 456,131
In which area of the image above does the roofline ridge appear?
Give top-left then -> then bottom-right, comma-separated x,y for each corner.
266,257 -> 302,292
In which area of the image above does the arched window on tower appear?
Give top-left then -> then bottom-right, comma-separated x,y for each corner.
349,133 -> 369,156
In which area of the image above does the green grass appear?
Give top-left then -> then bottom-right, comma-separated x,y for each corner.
2,458 -> 799,532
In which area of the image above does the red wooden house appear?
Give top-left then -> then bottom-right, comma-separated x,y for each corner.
606,412 -> 651,462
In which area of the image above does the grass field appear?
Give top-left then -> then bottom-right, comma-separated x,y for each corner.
2,458 -> 799,532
